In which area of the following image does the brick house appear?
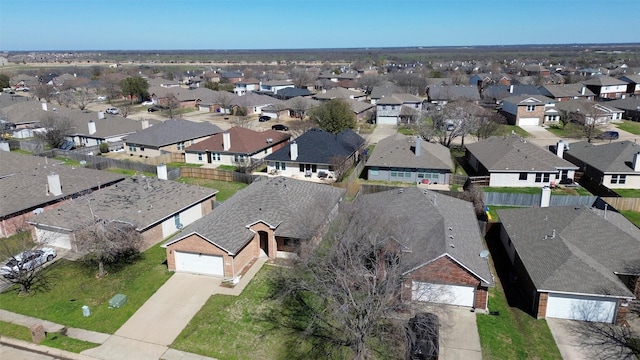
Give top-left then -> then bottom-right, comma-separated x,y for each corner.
29,175 -> 218,251
162,177 -> 345,278
583,75 -> 628,100
359,187 -> 493,310
498,206 -> 640,324
500,94 -> 557,126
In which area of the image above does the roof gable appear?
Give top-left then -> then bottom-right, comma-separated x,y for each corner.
185,126 -> 290,154
265,128 -> 365,164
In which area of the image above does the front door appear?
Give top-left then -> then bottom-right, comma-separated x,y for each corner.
259,231 -> 269,257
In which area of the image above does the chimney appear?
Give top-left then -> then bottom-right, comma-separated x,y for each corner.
556,140 -> 564,158
88,120 -> 96,135
223,132 -> 231,151
98,111 -> 105,120
634,152 -> 640,172
415,135 -> 422,156
540,186 -> 551,207
290,141 -> 298,161
509,85 -> 514,94
141,118 -> 149,129
41,102 -> 48,111
157,163 -> 168,180
581,86 -> 586,95
47,173 -> 62,196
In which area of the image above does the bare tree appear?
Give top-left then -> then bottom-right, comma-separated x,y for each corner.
290,68 -> 314,89
32,83 -> 55,102
35,112 -> 75,150
329,155 -> 351,182
119,104 -> 132,118
289,97 -> 312,120
470,108 -> 506,141
75,217 -> 142,278
268,202 -> 425,360
357,74 -> 383,95
213,91 -> 236,116
73,89 -> 92,110
414,101 -> 480,148
165,93 -> 180,119
570,101 -> 609,143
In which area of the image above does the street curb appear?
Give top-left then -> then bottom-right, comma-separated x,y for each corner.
0,335 -> 98,359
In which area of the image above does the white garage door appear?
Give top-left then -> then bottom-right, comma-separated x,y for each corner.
36,228 -> 72,249
174,251 -> 224,276
376,116 -> 398,125
546,293 -> 617,323
518,117 -> 540,126
412,282 -> 475,307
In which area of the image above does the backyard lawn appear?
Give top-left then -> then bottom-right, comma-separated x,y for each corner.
620,210 -> 640,228
613,189 -> 640,198
176,177 -> 247,201
0,245 -> 171,334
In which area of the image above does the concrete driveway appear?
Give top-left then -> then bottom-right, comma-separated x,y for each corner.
82,273 -> 221,360
415,305 -> 482,360
519,125 -> 562,148
547,318 -> 635,360
365,124 -> 397,145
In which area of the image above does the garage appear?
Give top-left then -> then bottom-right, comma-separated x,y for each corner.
35,228 -> 72,249
545,293 -> 617,323
412,281 -> 475,307
376,116 -> 398,125
518,117 -> 540,126
174,251 -> 224,276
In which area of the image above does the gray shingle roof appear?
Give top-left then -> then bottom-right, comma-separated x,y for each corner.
365,133 -> 453,170
0,151 -> 125,219
583,75 -> 627,86
29,176 -> 218,231
564,140 -> 640,174
163,176 -> 345,254
428,85 -> 480,102
465,135 -> 578,172
123,119 -> 222,148
538,84 -> 595,99
497,206 -> 639,297
360,187 -> 492,285
265,128 -> 365,165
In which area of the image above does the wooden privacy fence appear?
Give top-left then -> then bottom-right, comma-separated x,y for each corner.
483,192 -> 597,207
601,197 -> 640,212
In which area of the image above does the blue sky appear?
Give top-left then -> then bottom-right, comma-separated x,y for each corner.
1,0 -> 638,51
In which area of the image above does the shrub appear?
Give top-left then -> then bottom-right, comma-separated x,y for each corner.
99,143 -> 109,154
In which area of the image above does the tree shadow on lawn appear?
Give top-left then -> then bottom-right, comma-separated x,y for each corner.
485,224 -> 536,317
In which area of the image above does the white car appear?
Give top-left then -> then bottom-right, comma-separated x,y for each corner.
106,107 -> 119,115
1,247 -> 57,279
141,100 -> 154,106
96,95 -> 107,101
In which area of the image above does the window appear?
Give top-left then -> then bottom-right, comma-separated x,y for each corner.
535,173 -> 542,183
129,145 -> 136,152
382,105 -> 387,110
198,152 -> 203,161
177,142 -> 185,150
611,175 -> 627,184
519,172 -> 528,180
543,174 -> 550,182
370,168 -> 379,176
299,164 -> 305,172
526,105 -> 535,112
275,162 -> 280,170
174,214 -> 181,228
281,162 -> 286,171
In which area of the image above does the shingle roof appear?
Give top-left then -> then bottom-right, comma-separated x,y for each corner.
482,85 -> 542,100
497,206 -> 639,297
583,75 -> 627,86
0,151 -> 125,219
28,176 -> 218,232
185,126 -> 290,155
564,140 -> 640,174
163,176 -> 345,254
313,88 -> 366,100
360,187 -> 492,285
265,128 -> 365,165
502,94 -> 554,105
428,85 -> 480,102
346,99 -> 375,114
123,119 -> 222,148
465,135 -> 578,172
538,84 -> 595,98
365,133 -> 453,170
370,84 -> 404,99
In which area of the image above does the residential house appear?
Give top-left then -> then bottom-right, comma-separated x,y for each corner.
259,80 -> 294,95
537,84 -> 595,102
313,88 -> 367,102
264,128 -> 365,180
162,176 -> 345,278
274,87 -> 313,100
562,141 -> 640,190
482,84 -> 541,106
554,100 -> 624,125
498,206 -> 640,323
500,94 -> 557,126
124,119 -> 222,158
583,75 -> 628,100
619,74 -> 640,96
234,93 -> 282,117
369,84 -> 403,104
375,93 -> 424,125
282,96 -> 320,119
358,187 -> 493,309
0,151 -> 125,237
469,73 -> 512,88
220,71 -> 244,84
29,175 -> 218,251
427,85 -> 480,106
465,135 -> 578,187
365,134 -> 452,184
607,97 -> 640,121
522,64 -> 551,77
184,126 -> 290,167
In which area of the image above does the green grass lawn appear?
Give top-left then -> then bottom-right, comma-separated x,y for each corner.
0,320 -> 97,353
171,266 -> 291,360
493,125 -> 530,137
166,162 -> 202,168
485,205 -> 523,223
106,168 -> 157,178
0,245 -> 172,334
483,187 -> 541,195
620,211 -> 640,228
614,120 -> 640,135
398,126 -> 417,135
546,123 -> 587,139
176,177 -> 247,201
54,156 -> 83,167
613,189 -> 640,198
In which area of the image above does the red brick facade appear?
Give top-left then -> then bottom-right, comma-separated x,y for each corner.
536,292 -> 548,319
402,255 -> 489,310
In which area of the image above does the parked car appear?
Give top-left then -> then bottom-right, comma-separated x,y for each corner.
106,107 -> 119,115
148,106 -> 162,112
96,95 -> 107,101
407,312 -> 439,360
14,87 -> 29,92
259,115 -> 271,122
141,100 -> 154,106
1,247 -> 57,279
271,124 -> 289,131
596,131 -> 619,140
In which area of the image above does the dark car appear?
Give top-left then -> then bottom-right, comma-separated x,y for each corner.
148,106 -> 162,112
407,312 -> 439,360
596,131 -> 619,140
259,115 -> 271,122
271,124 -> 289,131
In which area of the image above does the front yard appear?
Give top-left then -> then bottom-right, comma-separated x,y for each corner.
614,120 -> 640,135
0,245 -> 171,334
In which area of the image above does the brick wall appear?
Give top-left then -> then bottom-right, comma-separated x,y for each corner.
140,223 -> 164,251
402,255 -> 489,310
166,234 -> 231,276
516,104 -> 545,125
537,292 -> 548,319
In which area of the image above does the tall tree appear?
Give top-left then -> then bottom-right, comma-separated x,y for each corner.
35,112 -> 74,150
120,76 -> 149,104
0,73 -> 10,89
309,99 -> 356,134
